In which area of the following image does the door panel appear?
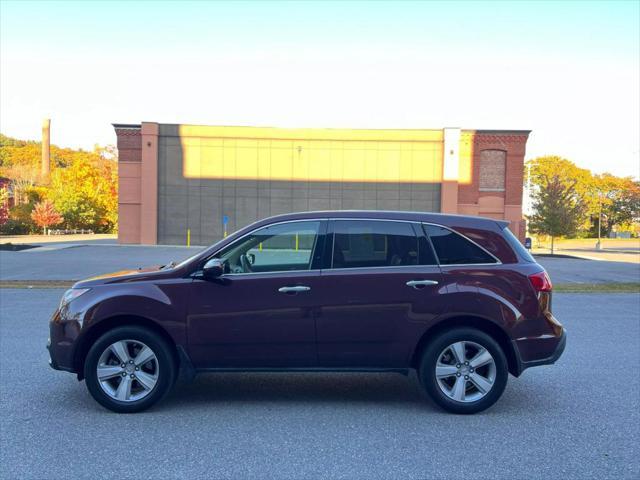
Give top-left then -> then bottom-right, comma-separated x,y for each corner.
188,271 -> 319,368
314,267 -> 444,367
314,219 -> 445,368
186,219 -> 326,369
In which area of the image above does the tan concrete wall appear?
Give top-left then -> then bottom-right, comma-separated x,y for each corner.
156,124 -> 443,245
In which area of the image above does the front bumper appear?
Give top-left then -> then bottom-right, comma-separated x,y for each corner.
48,304 -> 83,374
47,336 -> 75,373
512,328 -> 567,376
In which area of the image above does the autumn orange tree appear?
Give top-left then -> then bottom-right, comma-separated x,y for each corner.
0,187 -> 9,225
48,156 -> 117,232
30,200 -> 63,234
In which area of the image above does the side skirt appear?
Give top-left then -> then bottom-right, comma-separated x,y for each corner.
193,367 -> 410,375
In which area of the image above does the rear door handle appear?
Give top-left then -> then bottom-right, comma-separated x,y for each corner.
406,280 -> 439,290
278,286 -> 311,294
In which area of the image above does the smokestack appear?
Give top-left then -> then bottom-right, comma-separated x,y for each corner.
41,118 -> 51,180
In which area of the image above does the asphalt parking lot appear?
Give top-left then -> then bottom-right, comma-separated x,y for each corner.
0,289 -> 638,479
1,243 -> 639,283
0,245 -> 204,281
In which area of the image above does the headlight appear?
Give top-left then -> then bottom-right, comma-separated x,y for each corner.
60,288 -> 90,309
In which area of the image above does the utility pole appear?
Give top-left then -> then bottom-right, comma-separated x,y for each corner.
596,192 -> 602,250
524,162 -> 532,237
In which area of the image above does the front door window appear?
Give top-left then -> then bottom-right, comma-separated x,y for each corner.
217,221 -> 321,274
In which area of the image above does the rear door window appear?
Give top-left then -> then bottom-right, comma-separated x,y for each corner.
424,225 -> 498,265
332,220 -> 421,268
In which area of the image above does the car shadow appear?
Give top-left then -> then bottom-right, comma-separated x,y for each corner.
158,371 -> 430,410
54,370 -> 561,415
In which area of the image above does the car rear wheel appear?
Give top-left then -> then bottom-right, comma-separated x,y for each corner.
419,327 -> 508,414
84,326 -> 176,413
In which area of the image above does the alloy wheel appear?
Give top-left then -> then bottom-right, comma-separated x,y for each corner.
96,339 -> 160,402
435,341 -> 496,403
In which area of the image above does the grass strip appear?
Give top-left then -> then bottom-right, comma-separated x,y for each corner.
554,282 -> 640,293
0,280 -> 75,289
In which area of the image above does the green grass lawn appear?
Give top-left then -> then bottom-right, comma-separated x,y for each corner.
554,282 -> 640,293
532,237 -> 639,251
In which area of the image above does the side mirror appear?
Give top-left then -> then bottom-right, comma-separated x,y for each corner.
202,258 -> 224,279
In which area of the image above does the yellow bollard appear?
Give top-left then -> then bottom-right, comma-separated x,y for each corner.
295,233 -> 299,251
187,229 -> 191,247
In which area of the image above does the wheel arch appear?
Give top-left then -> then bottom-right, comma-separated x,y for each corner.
410,315 -> 519,376
73,314 -> 179,380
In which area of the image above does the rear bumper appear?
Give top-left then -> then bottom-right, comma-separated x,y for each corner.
512,328 -> 567,376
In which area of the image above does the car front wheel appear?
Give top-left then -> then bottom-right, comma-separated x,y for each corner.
419,327 -> 508,414
84,326 -> 176,413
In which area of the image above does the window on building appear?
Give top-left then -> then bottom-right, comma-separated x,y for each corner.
424,225 -> 498,265
218,221 -> 320,273
479,150 -> 506,191
332,220 -> 421,269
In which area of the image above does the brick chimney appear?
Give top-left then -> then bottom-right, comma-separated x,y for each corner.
41,118 -> 51,180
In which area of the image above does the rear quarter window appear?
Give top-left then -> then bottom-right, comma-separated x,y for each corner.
423,225 -> 498,265
501,227 -> 536,263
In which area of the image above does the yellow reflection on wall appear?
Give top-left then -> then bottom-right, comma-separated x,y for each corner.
180,126 -> 445,183
458,132 -> 474,185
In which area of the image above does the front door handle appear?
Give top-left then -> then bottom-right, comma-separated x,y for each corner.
406,280 -> 439,290
278,286 -> 311,294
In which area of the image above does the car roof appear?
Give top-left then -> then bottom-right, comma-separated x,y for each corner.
261,210 -> 509,230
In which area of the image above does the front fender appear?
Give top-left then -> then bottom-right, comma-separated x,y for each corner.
82,280 -> 190,345
50,280 -> 193,375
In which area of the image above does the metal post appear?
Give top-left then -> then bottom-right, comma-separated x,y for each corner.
187,229 -> 191,247
596,203 -> 602,250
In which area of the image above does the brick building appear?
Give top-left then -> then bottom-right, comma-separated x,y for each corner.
113,123 -> 529,245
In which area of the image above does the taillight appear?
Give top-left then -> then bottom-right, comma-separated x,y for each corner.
529,271 -> 553,292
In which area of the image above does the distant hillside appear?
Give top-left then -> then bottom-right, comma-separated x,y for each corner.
0,134 -> 118,234
0,133 -> 116,172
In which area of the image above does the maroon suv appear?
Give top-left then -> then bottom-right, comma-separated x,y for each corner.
48,211 -> 565,414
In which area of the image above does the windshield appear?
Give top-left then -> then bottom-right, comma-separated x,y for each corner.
165,247 -> 209,270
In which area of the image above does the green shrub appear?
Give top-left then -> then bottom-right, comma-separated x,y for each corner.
0,219 -> 31,235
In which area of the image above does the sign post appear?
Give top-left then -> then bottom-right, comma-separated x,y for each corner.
223,215 -> 229,238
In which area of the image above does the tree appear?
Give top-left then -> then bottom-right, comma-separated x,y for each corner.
1,163 -> 41,204
48,157 -> 118,232
589,174 -> 640,237
30,200 -> 63,234
0,187 -> 9,225
528,174 -> 586,254
527,155 -> 601,244
0,134 -> 118,234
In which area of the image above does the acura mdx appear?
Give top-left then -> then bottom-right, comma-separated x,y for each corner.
48,211 -> 566,414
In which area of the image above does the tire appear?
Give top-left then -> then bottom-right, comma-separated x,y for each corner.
418,327 -> 508,414
84,326 -> 177,413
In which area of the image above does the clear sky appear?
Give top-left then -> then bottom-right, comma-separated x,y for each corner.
1,0 -> 638,178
